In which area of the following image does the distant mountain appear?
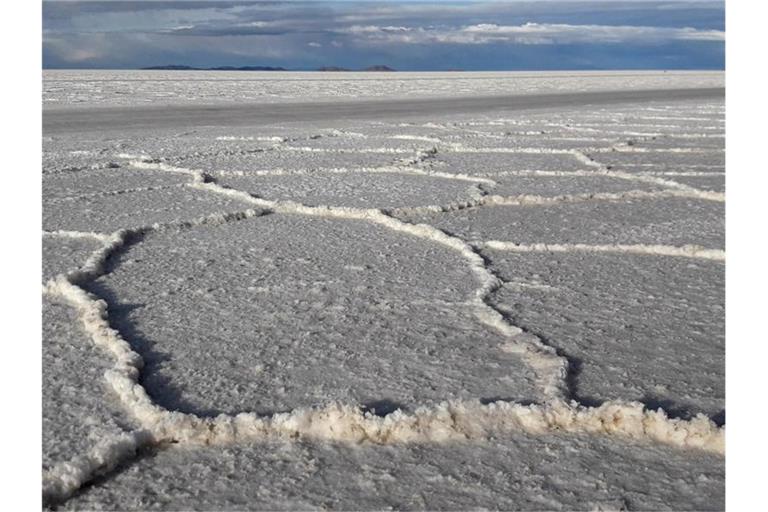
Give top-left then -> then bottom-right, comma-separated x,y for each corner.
141,65 -> 286,71
141,64 -> 395,72
209,66 -> 286,71
315,65 -> 396,72
142,65 -> 199,70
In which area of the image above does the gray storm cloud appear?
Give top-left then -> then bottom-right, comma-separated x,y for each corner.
42,1 -> 725,69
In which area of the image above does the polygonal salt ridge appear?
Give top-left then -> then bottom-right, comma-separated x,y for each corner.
43,164 -> 192,202
137,133 -> 431,170
43,184 -> 259,234
622,133 -> 724,150
387,187 -> 725,220
48,163 -> 723,434
282,134 -> 443,153
432,134 -> 621,152
397,195 -> 725,250
54,130 -> 284,166
59,429 -> 724,512
485,173 -> 666,198
660,174 -> 725,193
569,149 -> 724,201
481,248 -> 724,419
43,156 -> 123,175
174,144 -> 405,174
42,296 -> 142,463
574,148 -> 725,196
129,143 -> 724,215
548,101 -> 723,118
42,160 -> 560,404
384,113 -> 712,153
536,114 -> 724,139
427,148 -> 601,174
41,286 -> 154,508
204,142 -> 493,204
587,149 -> 725,169
215,171 -> 487,210
107,128 -> 374,164
476,240 -> 725,262
43,233 -> 106,283
569,127 -> 722,140
41,193 -> 725,509
386,123 -> 587,147
42,135 -> 183,174
208,125 -> 365,141
567,115 -> 725,130
45,201 -> 552,420
112,140 -> 283,166
90,212 -> 546,418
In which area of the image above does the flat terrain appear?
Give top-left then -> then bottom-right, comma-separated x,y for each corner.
43,87 -> 723,134
42,71 -> 725,510
43,70 -> 723,110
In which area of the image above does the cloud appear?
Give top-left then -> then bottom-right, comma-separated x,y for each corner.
346,25 -> 412,35
42,1 -> 725,69
162,21 -> 290,37
463,22 -> 724,42
340,22 -> 724,45
43,1 -> 263,18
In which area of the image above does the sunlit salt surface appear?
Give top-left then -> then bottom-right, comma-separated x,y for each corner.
42,71 -> 724,510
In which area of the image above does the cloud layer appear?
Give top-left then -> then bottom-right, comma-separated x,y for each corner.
43,1 -> 725,70
341,22 -> 724,45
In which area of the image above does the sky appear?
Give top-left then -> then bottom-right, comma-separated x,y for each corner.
42,1 -> 725,70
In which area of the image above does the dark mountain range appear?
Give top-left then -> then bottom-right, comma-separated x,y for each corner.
363,65 -> 396,72
142,64 -> 396,72
142,65 -> 286,71
317,65 -> 396,72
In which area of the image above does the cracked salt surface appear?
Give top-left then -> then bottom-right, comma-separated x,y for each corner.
488,174 -> 664,197
629,136 -> 724,150
42,74 -> 725,510
588,150 -> 725,173
42,70 -> 724,110
179,146 -> 401,173
62,432 -> 724,511
42,165 -> 190,201
432,150 -> 592,174
42,235 -> 103,283
43,186 -> 251,233
485,251 -> 724,418
89,214 -> 538,416
399,197 -> 724,248
217,172 -> 482,208
666,174 -> 725,193
43,297 -> 139,470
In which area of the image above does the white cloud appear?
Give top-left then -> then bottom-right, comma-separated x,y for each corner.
244,21 -> 272,28
346,25 -> 412,34
341,22 -> 725,45
307,41 -> 322,48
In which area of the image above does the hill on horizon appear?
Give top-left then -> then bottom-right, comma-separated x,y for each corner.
141,64 -> 397,72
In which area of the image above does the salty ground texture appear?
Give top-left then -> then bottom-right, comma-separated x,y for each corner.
42,72 -> 724,510
43,70 -> 723,110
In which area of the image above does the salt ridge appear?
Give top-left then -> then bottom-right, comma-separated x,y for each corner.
41,118 -> 725,505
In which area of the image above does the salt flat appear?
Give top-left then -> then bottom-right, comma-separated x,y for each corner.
43,70 -> 723,110
42,71 -> 725,510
